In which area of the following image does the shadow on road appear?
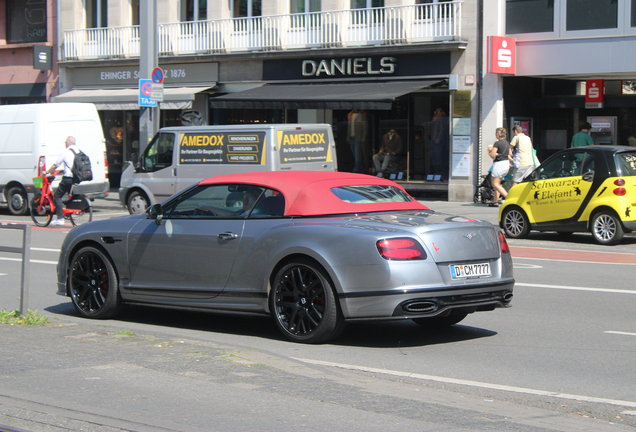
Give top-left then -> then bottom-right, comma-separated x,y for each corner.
46,302 -> 497,348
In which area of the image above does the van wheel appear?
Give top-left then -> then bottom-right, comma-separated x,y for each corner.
7,186 -> 28,215
127,191 -> 149,215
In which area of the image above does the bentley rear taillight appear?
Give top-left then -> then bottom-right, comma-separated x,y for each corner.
377,238 -> 426,260
498,231 -> 510,254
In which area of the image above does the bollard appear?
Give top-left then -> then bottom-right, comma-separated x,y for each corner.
0,223 -> 31,315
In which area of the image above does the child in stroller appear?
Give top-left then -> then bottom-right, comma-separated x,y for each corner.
473,172 -> 494,204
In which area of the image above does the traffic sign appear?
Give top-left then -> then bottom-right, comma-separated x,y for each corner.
150,83 -> 164,102
151,67 -> 164,84
139,79 -> 157,107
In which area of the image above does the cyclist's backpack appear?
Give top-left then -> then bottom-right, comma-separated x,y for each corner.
70,148 -> 93,184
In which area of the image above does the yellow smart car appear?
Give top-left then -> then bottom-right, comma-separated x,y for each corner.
499,145 -> 636,245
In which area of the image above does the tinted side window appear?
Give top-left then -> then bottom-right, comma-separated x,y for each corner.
538,152 -> 586,179
617,152 -> 636,176
141,133 -> 175,172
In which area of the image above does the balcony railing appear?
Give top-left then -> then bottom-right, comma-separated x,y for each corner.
62,3 -> 462,61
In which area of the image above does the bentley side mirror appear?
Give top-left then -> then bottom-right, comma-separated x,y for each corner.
146,203 -> 164,225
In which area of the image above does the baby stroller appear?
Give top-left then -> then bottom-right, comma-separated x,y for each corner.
473,172 -> 494,204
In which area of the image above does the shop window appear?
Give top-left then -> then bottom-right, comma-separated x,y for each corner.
184,0 -> 207,21
566,0 -> 617,31
633,0 -> 636,27
86,0 -> 108,28
232,0 -> 262,17
506,0 -> 554,34
131,0 -> 140,25
6,0 -> 47,43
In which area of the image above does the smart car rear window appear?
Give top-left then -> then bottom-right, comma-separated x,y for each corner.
617,152 -> 636,176
330,186 -> 413,203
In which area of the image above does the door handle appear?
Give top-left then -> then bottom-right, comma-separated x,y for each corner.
582,171 -> 595,182
218,232 -> 239,240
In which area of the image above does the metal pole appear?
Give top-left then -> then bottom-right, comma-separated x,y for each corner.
139,0 -> 159,155
19,225 -> 31,315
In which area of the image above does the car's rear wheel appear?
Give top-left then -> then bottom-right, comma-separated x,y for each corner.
412,310 -> 468,328
127,191 -> 149,215
270,258 -> 344,343
69,246 -> 122,319
591,211 -> 624,245
502,207 -> 530,239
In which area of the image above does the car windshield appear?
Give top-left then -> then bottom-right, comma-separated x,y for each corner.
330,185 -> 413,203
617,151 -> 636,176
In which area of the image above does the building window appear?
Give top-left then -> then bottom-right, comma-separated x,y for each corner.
351,0 -> 384,9
232,0 -> 262,17
567,0 -> 617,31
6,0 -> 47,43
633,0 -> 636,27
291,0 -> 321,14
506,0 -> 554,34
131,0 -> 140,25
184,0 -> 207,21
86,0 -> 108,28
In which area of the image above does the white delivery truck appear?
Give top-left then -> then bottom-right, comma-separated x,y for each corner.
119,124 -> 337,214
0,103 -> 109,215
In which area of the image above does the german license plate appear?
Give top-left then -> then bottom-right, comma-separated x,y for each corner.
449,263 -> 491,279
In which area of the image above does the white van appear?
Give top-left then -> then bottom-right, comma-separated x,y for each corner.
119,124 -> 337,214
0,103 -> 109,215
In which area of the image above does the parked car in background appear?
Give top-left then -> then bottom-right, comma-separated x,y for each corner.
119,124 -> 337,214
0,103 -> 109,215
500,146 -> 636,245
58,171 -> 513,343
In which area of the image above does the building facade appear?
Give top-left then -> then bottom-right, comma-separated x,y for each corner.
0,0 -> 58,104
482,0 -> 636,179
54,0 -> 481,197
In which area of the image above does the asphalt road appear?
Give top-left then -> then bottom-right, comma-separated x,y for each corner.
1,195 -> 635,431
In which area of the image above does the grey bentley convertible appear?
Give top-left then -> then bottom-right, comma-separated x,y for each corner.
57,171 -> 514,343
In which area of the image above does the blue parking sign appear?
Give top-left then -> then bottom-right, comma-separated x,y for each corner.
139,79 -> 157,107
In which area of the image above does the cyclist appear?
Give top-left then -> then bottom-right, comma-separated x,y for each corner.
45,136 -> 76,226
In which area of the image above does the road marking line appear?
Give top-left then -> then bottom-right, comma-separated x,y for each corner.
513,256 -> 636,266
513,263 -> 543,269
605,331 -> 636,337
294,358 -> 636,409
516,282 -> 636,294
0,257 -> 57,265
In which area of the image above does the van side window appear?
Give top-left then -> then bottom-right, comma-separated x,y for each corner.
142,133 -> 175,172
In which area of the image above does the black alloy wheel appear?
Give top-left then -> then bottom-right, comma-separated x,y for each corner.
502,207 -> 530,239
271,258 -> 344,343
69,246 -> 121,319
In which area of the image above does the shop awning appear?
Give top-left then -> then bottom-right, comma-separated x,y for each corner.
52,85 -> 215,110
0,83 -> 47,98
209,80 -> 444,110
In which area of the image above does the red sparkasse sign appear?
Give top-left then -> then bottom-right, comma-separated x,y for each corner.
488,36 -> 516,75
585,79 -> 605,108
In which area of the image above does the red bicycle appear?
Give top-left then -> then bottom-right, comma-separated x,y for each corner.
30,172 -> 93,227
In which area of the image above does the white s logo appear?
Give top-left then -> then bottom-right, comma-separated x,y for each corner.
498,40 -> 511,68
589,84 -> 599,99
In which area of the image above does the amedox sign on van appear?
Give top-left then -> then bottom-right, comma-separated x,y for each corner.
119,124 -> 336,214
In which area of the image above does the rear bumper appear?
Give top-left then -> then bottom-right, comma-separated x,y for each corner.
623,220 -> 636,232
339,279 -> 514,320
74,181 -> 110,199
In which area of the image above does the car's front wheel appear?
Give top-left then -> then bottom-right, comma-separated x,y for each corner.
127,191 -> 149,215
591,211 -> 624,245
502,207 -> 530,239
412,310 -> 469,328
69,246 -> 122,319
270,258 -> 344,343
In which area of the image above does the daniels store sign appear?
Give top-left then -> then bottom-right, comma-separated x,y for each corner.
488,36 -> 516,75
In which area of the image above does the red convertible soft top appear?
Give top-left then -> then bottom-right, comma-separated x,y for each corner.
199,171 -> 428,216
